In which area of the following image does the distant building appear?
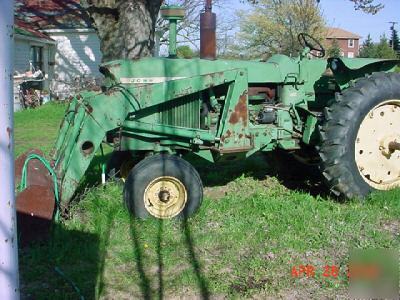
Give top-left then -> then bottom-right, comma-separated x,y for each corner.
325,27 -> 361,58
13,19 -> 58,110
14,0 -> 102,99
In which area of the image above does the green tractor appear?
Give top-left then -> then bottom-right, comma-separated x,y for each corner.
16,4 -> 400,226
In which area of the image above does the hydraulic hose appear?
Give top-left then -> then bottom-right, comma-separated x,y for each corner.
19,153 -> 60,222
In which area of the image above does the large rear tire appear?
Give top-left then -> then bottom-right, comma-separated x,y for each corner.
123,154 -> 203,219
319,72 -> 400,199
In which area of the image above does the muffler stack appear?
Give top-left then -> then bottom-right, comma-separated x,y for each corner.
200,0 -> 217,60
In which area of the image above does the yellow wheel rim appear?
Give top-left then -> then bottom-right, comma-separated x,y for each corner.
143,176 -> 187,219
355,100 -> 400,190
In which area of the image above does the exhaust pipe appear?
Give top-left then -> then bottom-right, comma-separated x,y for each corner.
200,0 -> 217,60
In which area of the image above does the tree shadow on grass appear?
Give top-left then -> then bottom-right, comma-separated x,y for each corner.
184,152 -> 268,187
95,211 -> 115,298
180,218 -> 210,300
128,218 -> 152,300
18,192 -> 119,300
18,223 -> 101,299
185,152 -> 330,198
128,217 -> 210,299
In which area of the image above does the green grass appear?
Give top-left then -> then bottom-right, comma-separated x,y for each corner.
14,102 -> 67,156
16,104 -> 400,299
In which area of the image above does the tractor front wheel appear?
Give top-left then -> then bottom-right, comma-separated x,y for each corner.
123,154 -> 203,219
319,72 -> 400,198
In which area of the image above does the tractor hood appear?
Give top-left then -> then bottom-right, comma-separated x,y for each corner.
99,56 -> 296,86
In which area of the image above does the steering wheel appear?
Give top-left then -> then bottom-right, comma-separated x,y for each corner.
298,33 -> 325,58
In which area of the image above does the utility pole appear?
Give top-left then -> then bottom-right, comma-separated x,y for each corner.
0,0 -> 20,299
389,21 -> 398,49
389,21 -> 398,30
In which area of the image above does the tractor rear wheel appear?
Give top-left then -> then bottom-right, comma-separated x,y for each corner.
123,154 -> 203,219
319,72 -> 400,199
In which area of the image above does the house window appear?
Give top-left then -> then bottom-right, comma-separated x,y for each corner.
348,39 -> 355,48
30,46 -> 43,71
348,52 -> 354,58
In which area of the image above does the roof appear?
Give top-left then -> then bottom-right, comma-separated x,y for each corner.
326,27 -> 361,39
15,0 -> 92,30
15,19 -> 55,42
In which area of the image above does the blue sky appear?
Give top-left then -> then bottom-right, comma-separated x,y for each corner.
223,0 -> 400,42
320,0 -> 400,42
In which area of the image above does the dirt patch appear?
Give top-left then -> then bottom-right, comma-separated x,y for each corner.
381,219 -> 400,237
163,291 -> 226,300
204,186 -> 229,199
252,286 -> 348,300
230,276 -> 271,294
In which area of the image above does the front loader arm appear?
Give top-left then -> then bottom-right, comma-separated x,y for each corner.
51,68 -> 248,206
52,90 -> 134,205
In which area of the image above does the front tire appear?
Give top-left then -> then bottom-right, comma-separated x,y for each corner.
319,72 -> 400,199
123,154 -> 203,219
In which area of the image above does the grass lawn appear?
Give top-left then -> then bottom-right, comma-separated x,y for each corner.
16,104 -> 399,299
14,102 -> 67,157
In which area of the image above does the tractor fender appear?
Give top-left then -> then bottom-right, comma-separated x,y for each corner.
328,57 -> 399,86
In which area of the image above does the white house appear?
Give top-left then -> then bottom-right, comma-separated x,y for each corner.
15,0 -> 102,99
13,19 -> 56,110
44,28 -> 102,98
14,20 -> 56,78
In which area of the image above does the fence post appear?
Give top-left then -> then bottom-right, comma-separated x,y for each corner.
0,1 -> 20,299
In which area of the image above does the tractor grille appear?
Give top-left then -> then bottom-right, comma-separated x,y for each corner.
159,96 -> 200,129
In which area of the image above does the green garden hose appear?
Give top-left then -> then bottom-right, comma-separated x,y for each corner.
19,153 -> 60,222
54,267 -> 85,300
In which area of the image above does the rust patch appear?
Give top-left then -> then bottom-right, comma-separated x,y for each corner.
85,104 -> 94,114
16,185 -> 55,247
105,88 -> 115,96
229,92 -> 248,126
6,127 -> 11,149
220,129 -> 232,143
90,85 -> 102,92
248,86 -> 276,99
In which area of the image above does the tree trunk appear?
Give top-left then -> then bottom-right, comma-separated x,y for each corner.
85,0 -> 162,61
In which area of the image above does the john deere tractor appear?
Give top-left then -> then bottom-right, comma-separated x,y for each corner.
16,4 -> 400,227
